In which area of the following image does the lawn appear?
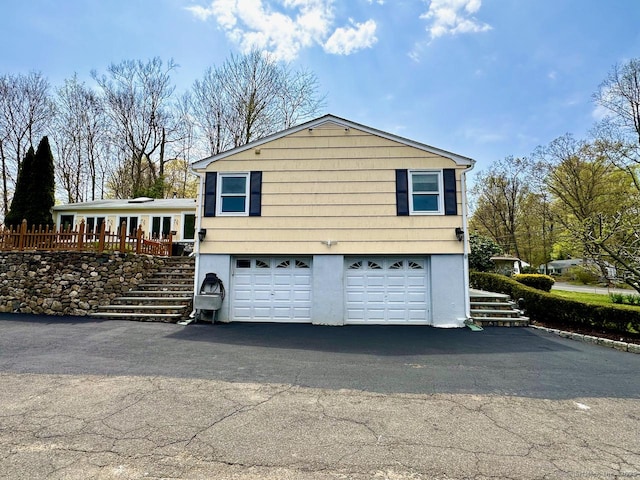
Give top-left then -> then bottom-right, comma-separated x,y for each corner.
551,289 -> 640,308
550,290 -> 616,305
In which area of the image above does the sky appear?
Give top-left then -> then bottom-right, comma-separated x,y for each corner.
2,0 -> 640,182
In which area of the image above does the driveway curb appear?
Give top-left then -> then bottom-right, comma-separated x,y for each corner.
530,325 -> 640,354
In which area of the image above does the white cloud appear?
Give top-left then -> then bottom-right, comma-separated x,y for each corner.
421,0 -> 491,40
186,0 -> 377,60
323,19 -> 377,55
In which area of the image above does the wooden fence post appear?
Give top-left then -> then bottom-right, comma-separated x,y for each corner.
18,219 -> 27,251
98,221 -> 106,253
135,225 -> 143,254
78,220 -> 85,251
119,221 -> 127,253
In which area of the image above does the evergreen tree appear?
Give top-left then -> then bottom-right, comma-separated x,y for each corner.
4,146 -> 35,228
4,136 -> 55,228
29,136 -> 55,227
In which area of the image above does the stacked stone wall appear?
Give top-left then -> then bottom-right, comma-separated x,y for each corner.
0,252 -> 167,316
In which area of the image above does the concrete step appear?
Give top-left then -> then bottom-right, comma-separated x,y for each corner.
113,296 -> 192,303
471,301 -> 515,310
471,309 -> 520,318
128,290 -> 193,296
153,271 -> 195,276
138,283 -> 194,288
472,317 -> 530,327
90,312 -> 184,322
97,304 -> 187,311
469,289 -> 529,327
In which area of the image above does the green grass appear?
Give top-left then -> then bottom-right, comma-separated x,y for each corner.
551,289 -> 640,308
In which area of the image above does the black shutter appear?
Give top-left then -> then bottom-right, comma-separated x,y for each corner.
396,169 -> 409,216
443,168 -> 457,216
249,171 -> 262,217
204,172 -> 217,217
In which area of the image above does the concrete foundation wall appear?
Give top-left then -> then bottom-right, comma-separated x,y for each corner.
311,255 -> 345,325
196,254 -> 232,322
430,254 -> 467,328
196,253 -> 468,328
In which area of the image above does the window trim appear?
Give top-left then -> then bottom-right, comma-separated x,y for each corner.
408,170 -> 444,215
216,172 -> 250,216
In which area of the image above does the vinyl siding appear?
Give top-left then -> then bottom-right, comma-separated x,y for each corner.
198,123 -> 467,255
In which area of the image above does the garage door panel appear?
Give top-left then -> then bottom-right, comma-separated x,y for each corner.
346,276 -> 365,288
406,276 -> 427,287
365,276 -> 386,287
231,257 -> 312,322
345,257 -> 430,325
293,307 -> 311,318
407,291 -> 427,302
293,291 -> 311,301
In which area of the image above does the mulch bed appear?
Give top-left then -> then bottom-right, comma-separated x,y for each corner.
531,320 -> 640,346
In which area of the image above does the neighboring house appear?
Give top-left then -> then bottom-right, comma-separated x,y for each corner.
539,258 -> 617,279
52,197 -> 197,247
538,259 -> 583,275
191,114 -> 475,327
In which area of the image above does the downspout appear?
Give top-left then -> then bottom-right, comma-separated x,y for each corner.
189,170 -> 206,317
460,163 -> 475,322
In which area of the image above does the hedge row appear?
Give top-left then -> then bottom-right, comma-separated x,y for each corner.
512,273 -> 555,292
470,271 -> 640,335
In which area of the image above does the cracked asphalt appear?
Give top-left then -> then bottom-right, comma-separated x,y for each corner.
1,314 -> 639,479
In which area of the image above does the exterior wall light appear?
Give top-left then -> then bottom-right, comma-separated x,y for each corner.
455,227 -> 464,241
198,229 -> 207,242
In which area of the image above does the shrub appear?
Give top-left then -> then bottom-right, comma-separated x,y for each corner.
470,271 -> 640,335
610,292 -> 640,306
568,265 -> 599,285
469,232 -> 503,272
512,274 -> 555,292
610,293 -> 624,304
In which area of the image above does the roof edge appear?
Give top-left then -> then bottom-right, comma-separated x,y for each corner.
191,114 -> 476,170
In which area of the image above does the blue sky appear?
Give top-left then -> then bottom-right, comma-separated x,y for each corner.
2,0 -> 640,180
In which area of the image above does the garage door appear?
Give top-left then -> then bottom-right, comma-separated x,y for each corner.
345,258 -> 430,324
231,257 -> 312,322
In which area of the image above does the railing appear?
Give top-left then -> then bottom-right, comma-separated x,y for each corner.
0,220 -> 173,257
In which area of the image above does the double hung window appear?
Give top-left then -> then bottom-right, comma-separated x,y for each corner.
217,173 -> 249,216
409,170 -> 443,214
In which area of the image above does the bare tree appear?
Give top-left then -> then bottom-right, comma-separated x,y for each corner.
190,49 -> 324,156
0,72 -> 54,216
594,58 -> 640,145
276,66 -> 324,129
92,58 -> 178,198
191,70 -> 231,156
53,74 -> 108,203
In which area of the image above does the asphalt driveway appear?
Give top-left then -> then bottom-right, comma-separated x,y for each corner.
1,314 -> 639,479
0,314 -> 638,399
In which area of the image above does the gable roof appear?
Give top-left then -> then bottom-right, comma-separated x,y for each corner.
191,114 -> 475,170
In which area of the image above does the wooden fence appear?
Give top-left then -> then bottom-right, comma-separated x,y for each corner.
0,220 -> 173,256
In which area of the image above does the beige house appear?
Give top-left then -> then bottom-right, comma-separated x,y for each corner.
191,114 -> 475,327
52,198 -> 197,247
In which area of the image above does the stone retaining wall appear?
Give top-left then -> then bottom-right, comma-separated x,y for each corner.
0,252 -> 167,316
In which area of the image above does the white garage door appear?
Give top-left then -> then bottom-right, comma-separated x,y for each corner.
231,257 -> 312,322
345,257 -> 430,325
